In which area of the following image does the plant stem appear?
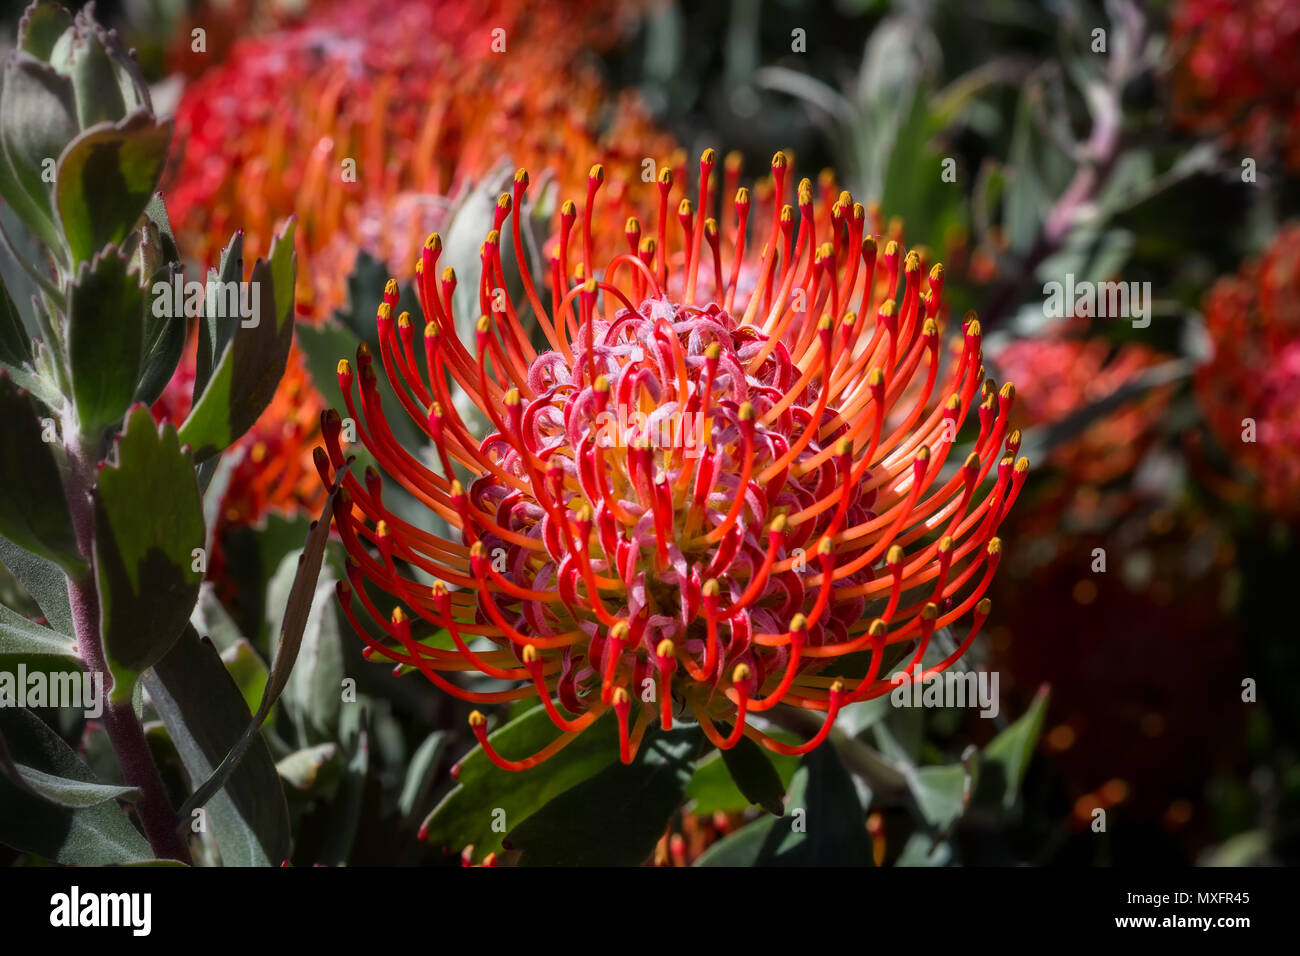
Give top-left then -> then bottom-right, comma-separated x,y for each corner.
62,420 -> 192,864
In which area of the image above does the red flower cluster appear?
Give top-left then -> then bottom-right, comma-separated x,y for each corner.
315,150 -> 1028,768
161,0 -> 669,534
167,0 -> 666,319
1195,224 -> 1300,518
1170,0 -> 1300,169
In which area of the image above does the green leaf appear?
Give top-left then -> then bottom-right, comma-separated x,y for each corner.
1003,93 -> 1050,255
268,547 -> 344,743
0,706 -> 154,864
894,831 -> 953,866
219,638 -> 269,719
872,697 -> 926,765
13,764 -> 139,807
718,731 -> 788,815
190,585 -> 246,654
276,743 -> 340,793
0,52 -> 76,251
50,7 -> 151,117
506,726 -> 705,866
879,81 -> 964,248
67,246 -> 145,435
0,372 -> 82,574
194,232 -> 243,403
179,221 -> 297,459
0,273 -> 32,368
257,485 -> 340,726
18,2 -> 74,61
93,406 -> 204,682
689,813 -> 774,865
50,15 -> 124,130
0,601 -> 77,671
398,730 -> 447,821
695,743 -> 873,866
143,626 -> 290,866
208,513 -> 311,649
142,192 -> 180,268
54,110 -> 172,265
684,753 -> 747,817
686,730 -> 804,817
120,858 -> 188,866
316,706 -> 368,866
1198,830 -> 1271,868
0,536 -> 72,633
977,684 -> 1049,810
909,751 -> 977,832
134,262 -> 186,406
136,211 -> 172,302
838,695 -> 893,738
420,704 -> 622,861
177,471 -> 345,820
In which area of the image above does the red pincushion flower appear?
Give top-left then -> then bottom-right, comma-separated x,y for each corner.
315,151 -> 1029,768
1194,223 -> 1300,518
1170,0 -> 1300,169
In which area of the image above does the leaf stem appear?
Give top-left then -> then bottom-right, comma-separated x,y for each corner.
62,418 -> 192,864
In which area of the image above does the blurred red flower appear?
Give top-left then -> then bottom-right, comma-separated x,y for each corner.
1194,224 -> 1300,519
1171,0 -> 1300,169
159,0 -> 670,535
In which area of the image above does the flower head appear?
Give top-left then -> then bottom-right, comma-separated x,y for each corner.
1170,0 -> 1300,169
317,150 -> 1027,768
1194,223 -> 1300,518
